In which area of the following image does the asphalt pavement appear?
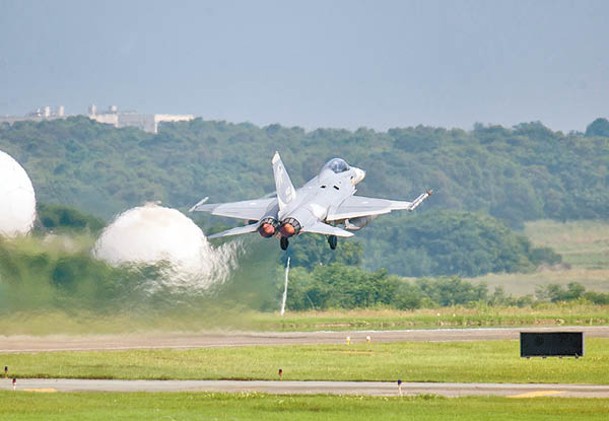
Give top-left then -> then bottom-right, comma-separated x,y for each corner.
2,378 -> 609,398
3,326 -> 609,398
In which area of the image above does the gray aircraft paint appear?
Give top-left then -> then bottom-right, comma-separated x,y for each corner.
191,152 -> 430,249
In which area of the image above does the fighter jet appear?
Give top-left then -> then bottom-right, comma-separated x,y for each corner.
190,152 -> 431,250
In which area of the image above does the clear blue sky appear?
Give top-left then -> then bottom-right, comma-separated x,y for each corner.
1,0 -> 607,132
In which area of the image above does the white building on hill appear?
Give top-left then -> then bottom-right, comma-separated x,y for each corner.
1,105 -> 194,134
88,104 -> 194,134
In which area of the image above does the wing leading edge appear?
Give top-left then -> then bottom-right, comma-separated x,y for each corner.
191,197 -> 277,221
327,190 -> 432,221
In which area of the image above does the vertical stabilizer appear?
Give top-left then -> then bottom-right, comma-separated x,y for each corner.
272,151 -> 296,211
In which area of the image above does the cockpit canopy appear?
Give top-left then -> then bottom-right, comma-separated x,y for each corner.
323,158 -> 351,174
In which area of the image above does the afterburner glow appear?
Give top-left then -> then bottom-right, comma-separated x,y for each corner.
0,150 -> 36,237
93,204 -> 236,292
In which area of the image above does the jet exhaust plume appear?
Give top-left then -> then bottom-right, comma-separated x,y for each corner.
0,209 -> 281,334
0,150 -> 36,237
93,204 -> 238,293
279,218 -> 301,238
258,217 -> 279,238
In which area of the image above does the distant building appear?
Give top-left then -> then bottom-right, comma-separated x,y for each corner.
0,104 -> 194,134
88,104 -> 194,133
0,105 -> 67,124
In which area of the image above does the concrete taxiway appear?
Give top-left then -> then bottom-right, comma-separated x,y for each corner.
2,379 -> 609,398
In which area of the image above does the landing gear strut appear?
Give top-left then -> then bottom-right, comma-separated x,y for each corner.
280,237 -> 289,250
328,235 -> 337,250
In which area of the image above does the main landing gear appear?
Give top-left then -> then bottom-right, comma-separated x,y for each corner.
328,235 -> 337,250
280,237 -> 289,250
279,235 -> 337,250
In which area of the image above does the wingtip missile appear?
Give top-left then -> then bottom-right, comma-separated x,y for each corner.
189,196 -> 209,212
407,190 -> 432,211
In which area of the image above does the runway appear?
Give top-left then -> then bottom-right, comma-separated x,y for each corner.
2,326 -> 609,353
2,327 -> 608,398
3,379 -> 609,398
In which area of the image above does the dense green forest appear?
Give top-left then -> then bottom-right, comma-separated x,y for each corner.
1,117 -> 608,224
1,117 -> 607,277
279,211 -> 560,277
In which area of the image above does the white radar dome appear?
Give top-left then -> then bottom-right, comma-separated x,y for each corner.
93,204 -> 235,291
0,150 -> 36,237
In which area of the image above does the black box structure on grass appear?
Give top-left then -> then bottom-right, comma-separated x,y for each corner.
520,332 -> 584,358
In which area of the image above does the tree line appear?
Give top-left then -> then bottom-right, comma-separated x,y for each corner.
1,117 -> 607,226
279,210 -> 560,277
1,117 -> 607,276
283,263 -> 609,311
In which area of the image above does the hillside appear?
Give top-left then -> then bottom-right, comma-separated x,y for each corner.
470,220 -> 609,295
1,117 -> 607,277
524,220 -> 609,270
1,117 -> 608,225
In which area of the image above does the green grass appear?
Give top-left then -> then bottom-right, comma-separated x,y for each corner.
4,339 -> 609,384
469,269 -> 609,296
250,304 -> 609,331
468,220 -> 609,296
2,303 -> 608,335
524,220 -> 609,270
1,392 -> 608,421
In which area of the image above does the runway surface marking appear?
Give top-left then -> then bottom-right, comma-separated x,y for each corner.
22,388 -> 57,393
508,390 -> 564,398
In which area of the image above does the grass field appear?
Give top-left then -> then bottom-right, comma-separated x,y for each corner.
1,303 -> 608,335
469,220 -> 609,295
525,220 -> 609,270
1,392 -> 608,421
3,339 -> 609,384
250,304 -> 609,331
470,268 -> 609,296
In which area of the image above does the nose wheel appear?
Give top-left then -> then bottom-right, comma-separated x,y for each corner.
280,237 -> 290,250
328,235 -> 337,250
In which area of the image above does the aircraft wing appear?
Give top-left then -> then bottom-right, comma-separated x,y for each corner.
302,222 -> 354,237
326,191 -> 431,221
208,223 -> 259,239
190,197 -> 278,221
